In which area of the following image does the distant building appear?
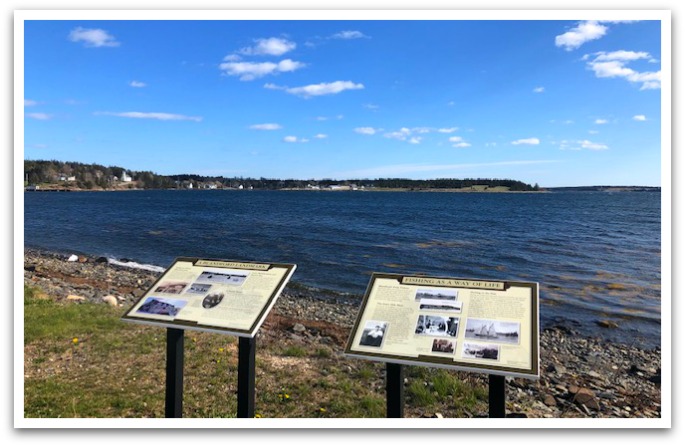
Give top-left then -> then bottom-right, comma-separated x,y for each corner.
121,172 -> 132,182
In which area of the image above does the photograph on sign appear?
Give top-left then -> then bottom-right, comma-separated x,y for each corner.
344,273 -> 539,379
122,258 -> 296,337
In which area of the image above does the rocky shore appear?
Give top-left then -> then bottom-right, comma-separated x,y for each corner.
23,248 -> 662,418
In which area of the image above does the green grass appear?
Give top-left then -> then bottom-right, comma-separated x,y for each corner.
23,284 -> 489,418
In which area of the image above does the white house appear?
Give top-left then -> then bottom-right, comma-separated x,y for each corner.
121,172 -> 132,182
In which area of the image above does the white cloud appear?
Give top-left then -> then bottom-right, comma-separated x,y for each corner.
559,139 -> 609,150
223,54 -> 242,62
129,81 -> 146,88
533,86 -> 545,93
68,27 -> 120,48
355,127 -> 379,135
25,112 -> 51,120
408,137 -> 422,144
239,37 -> 296,56
448,136 -> 471,148
314,134 -> 328,139
283,135 -> 308,143
331,30 -> 368,39
595,119 -> 609,124
579,139 -> 609,150
220,59 -> 305,81
249,123 -> 282,130
588,130 -> 599,134
437,127 -> 459,133
584,50 -> 661,90
363,103 -> 380,111
280,81 -> 364,98
511,138 -> 540,145
633,114 -> 647,121
447,101 -> 455,106
24,99 -> 37,107
555,21 -> 608,51
385,127 -> 412,141
95,111 -> 202,122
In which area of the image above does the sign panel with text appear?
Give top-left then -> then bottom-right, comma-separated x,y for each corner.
345,273 -> 539,379
122,257 -> 296,338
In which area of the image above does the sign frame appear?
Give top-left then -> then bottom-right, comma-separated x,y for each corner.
344,273 -> 540,380
121,257 -> 296,338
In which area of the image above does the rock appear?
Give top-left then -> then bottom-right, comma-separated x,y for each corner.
67,254 -> 79,262
25,265 -> 36,272
66,294 -> 85,301
568,384 -> 580,395
648,374 -> 661,385
433,413 -> 443,418
543,394 -> 557,407
78,256 -> 88,263
292,323 -> 306,333
95,257 -> 108,263
102,295 -> 119,307
573,388 -> 600,410
596,320 -> 619,329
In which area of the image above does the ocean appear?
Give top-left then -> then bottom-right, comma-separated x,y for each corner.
23,189 -> 662,347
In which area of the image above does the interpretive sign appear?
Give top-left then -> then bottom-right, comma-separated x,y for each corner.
122,257 -> 296,338
345,273 -> 539,379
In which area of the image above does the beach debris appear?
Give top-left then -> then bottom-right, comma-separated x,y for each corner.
67,254 -> 78,262
102,295 -> 119,307
596,320 -> 619,329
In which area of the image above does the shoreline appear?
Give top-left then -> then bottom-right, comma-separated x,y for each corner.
22,247 -> 662,418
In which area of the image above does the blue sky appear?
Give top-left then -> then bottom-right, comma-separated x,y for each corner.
22,19 -> 663,187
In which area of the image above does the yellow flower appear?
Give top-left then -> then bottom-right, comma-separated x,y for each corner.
219,347 -> 224,353
72,337 -> 79,345
254,414 -> 262,418
319,407 -> 326,413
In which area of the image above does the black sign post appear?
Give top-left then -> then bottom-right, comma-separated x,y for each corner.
165,328 -> 185,418
386,363 -> 405,418
237,336 -> 256,418
488,374 -> 506,418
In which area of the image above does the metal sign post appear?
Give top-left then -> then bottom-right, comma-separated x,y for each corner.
165,328 -> 185,418
386,363 -> 405,418
237,336 -> 256,418
488,374 -> 506,418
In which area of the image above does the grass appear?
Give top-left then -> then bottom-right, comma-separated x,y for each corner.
23,284 -> 489,418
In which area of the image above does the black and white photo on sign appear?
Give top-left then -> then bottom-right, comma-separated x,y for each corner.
187,282 -> 212,294
414,288 -> 458,302
202,292 -> 225,309
136,296 -> 188,317
359,320 -> 388,347
414,315 -> 459,337
462,342 -> 500,361
197,269 -> 249,286
431,338 -> 455,354
419,299 -> 462,313
154,281 -> 188,294
464,318 -> 521,344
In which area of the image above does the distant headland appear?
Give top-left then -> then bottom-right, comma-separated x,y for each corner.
24,160 -> 659,193
24,160 -> 541,192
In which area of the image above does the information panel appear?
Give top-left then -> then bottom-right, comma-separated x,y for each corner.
122,257 -> 296,338
345,273 -> 539,379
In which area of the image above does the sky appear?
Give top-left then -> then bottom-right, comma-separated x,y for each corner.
22,18 -> 664,187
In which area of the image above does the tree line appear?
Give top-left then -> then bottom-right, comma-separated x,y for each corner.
24,160 -> 539,191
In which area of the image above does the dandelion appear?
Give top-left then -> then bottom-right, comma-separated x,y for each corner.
218,347 -> 224,353
72,337 -> 79,345
319,407 -> 326,413
254,413 -> 262,418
